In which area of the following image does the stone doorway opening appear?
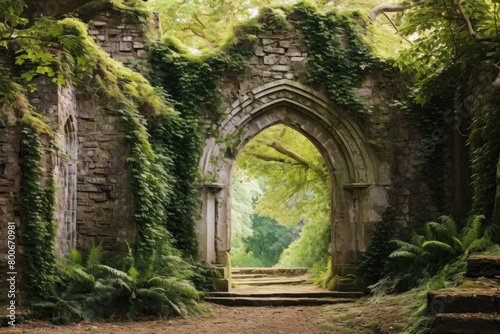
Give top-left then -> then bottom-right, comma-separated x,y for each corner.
229,124 -> 331,286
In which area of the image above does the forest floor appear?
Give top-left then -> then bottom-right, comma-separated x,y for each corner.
0,284 -> 415,334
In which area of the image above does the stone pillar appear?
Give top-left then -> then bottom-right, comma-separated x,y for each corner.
197,183 -> 223,264
54,115 -> 78,256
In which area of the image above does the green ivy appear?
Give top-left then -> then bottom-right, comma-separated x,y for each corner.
20,125 -> 57,301
149,25 -> 258,256
297,2 -> 377,115
358,209 -> 397,283
4,4 -> 211,311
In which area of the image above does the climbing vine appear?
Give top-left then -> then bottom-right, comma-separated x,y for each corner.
149,22 -> 259,255
1,2 -> 210,316
20,125 -> 57,300
297,2 -> 377,115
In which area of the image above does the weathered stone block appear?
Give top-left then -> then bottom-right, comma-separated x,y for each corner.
119,42 -> 132,52
262,38 -> 275,45
133,42 -> 144,49
432,313 -> 500,334
467,256 -> 500,278
356,87 -> 372,98
264,47 -> 285,54
290,56 -> 305,62
107,29 -> 122,35
263,55 -> 279,65
92,21 -> 107,27
428,290 -> 500,314
89,193 -> 108,202
271,65 -> 290,72
254,47 -> 265,57
279,40 -> 291,48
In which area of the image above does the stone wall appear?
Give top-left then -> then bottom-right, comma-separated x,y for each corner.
0,115 -> 22,302
88,10 -> 153,68
217,22 -> 452,238
76,100 -> 134,257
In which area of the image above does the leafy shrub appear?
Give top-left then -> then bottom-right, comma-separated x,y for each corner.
385,215 -> 492,291
30,244 -> 202,324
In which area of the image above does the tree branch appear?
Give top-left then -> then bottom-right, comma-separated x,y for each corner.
451,0 -> 500,42
369,2 -> 425,21
267,141 -> 328,182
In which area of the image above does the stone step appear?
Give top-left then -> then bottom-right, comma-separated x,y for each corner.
232,276 -> 313,286
231,267 -> 309,276
231,273 -> 271,279
428,289 -> 500,314
432,313 -> 500,334
467,255 -> 500,278
204,296 -> 355,307
207,291 -> 364,299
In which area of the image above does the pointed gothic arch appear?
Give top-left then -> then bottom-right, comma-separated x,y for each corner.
198,80 -> 388,289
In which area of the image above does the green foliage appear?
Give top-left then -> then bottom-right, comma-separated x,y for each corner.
469,86 -> 500,218
242,215 -> 295,267
237,125 -> 329,227
148,0 -> 271,50
232,124 -> 331,273
278,214 -> 330,274
149,27 -> 258,255
231,172 -> 263,247
234,124 -> 331,274
0,3 -> 210,319
31,244 -> 202,324
386,215 -> 492,291
297,2 -> 378,115
20,125 -> 58,301
398,0 -> 500,220
359,209 -> 397,283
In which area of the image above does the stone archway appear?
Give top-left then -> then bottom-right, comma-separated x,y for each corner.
198,80 -> 388,289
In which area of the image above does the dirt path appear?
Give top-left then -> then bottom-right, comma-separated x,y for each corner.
0,304 -> 332,334
0,283 -> 412,334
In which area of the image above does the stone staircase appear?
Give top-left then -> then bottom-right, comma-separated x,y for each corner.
429,256 -> 500,334
204,267 -> 364,307
231,267 -> 312,286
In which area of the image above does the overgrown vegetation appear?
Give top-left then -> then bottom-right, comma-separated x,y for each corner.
297,2 -> 380,115
1,0 -> 213,322
2,0 -> 499,331
20,125 -> 58,301
30,244 -> 203,324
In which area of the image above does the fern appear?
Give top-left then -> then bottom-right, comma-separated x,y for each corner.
466,235 -> 493,254
383,214 -> 493,293
85,243 -> 103,269
421,240 -> 454,255
462,215 -> 486,249
389,250 -> 419,259
390,239 -> 428,256
438,215 -> 459,237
